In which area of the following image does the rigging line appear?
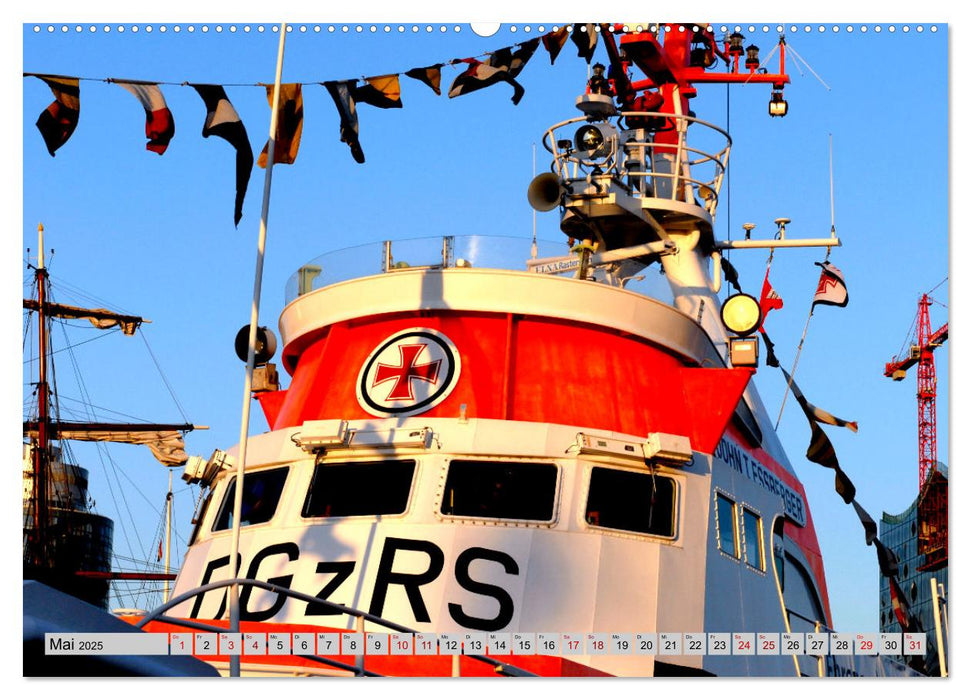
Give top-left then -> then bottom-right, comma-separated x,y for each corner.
785,43 -> 831,91
743,41 -> 780,85
928,276 -> 948,295
23,325 -> 122,364
52,393 -> 161,424
60,322 -> 148,562
46,274 -> 138,316
895,310 -> 920,361
774,303 -> 815,429
139,331 -> 190,423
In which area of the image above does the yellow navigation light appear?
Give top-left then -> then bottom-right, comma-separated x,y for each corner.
769,91 -> 789,117
721,293 -> 762,337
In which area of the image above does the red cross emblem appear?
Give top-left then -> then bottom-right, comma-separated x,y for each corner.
357,328 -> 461,417
372,343 -> 442,401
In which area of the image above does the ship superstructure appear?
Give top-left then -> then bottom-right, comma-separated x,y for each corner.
138,24 -> 909,677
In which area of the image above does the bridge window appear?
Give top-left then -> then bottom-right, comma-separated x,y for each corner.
585,467 -> 676,537
742,507 -> 764,570
303,460 -> 416,518
441,460 -> 558,521
213,467 -> 289,531
716,492 -> 738,557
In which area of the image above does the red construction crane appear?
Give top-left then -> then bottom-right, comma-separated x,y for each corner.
884,292 -> 948,490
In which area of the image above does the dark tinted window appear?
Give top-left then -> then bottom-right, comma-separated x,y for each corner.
585,467 -> 676,537
213,467 -> 289,531
189,488 -> 215,545
716,492 -> 738,557
303,460 -> 416,518
742,508 -> 764,570
441,460 -> 557,521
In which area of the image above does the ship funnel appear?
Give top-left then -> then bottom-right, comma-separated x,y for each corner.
527,172 -> 565,212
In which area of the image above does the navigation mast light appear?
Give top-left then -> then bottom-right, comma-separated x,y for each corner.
728,32 -> 745,57
769,90 -> 789,117
745,44 -> 761,70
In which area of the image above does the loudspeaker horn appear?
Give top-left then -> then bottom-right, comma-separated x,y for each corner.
527,172 -> 565,212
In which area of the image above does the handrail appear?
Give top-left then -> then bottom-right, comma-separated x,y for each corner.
542,111 -> 732,215
136,577 -> 537,677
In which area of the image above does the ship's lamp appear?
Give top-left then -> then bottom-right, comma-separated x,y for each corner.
574,123 -> 615,160
728,32 -> 745,57
745,44 -> 761,70
729,337 -> 760,368
575,124 -> 604,151
769,91 -> 788,117
721,293 -> 762,337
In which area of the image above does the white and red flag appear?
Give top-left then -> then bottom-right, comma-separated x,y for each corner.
812,261 -> 849,310
758,268 -> 783,330
115,80 -> 175,155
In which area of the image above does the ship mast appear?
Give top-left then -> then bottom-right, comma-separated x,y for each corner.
28,223 -> 51,571
23,224 -> 203,603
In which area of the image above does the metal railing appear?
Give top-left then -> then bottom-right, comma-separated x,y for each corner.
135,577 -> 537,677
541,111 -> 732,217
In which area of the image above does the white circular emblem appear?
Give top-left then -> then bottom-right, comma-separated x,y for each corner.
357,328 -> 461,417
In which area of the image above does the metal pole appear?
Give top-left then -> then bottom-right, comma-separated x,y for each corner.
33,223 -> 50,571
164,469 -> 172,603
930,577 -> 947,677
228,21 -> 287,678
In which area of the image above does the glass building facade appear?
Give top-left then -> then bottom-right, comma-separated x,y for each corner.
877,463 -> 948,675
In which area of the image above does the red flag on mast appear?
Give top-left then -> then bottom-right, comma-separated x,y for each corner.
758,268 -> 783,331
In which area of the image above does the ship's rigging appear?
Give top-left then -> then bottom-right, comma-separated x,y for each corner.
23,224 -> 204,610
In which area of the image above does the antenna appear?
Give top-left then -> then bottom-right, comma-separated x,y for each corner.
829,133 -> 836,234
531,142 -> 538,259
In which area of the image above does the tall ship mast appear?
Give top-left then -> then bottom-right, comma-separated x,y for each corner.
23,224 -> 200,610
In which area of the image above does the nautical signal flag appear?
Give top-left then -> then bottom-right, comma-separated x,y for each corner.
258,83 -> 303,168
812,261 -> 849,309
758,268 -> 783,331
542,26 -> 570,64
30,74 -> 81,157
353,74 -> 403,109
191,84 -> 254,227
405,65 -> 444,96
780,366 -> 856,503
449,39 -> 540,106
115,80 -> 175,155
571,24 -> 600,64
324,80 -> 365,164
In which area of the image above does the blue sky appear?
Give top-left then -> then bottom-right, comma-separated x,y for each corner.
17,11 -> 954,642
